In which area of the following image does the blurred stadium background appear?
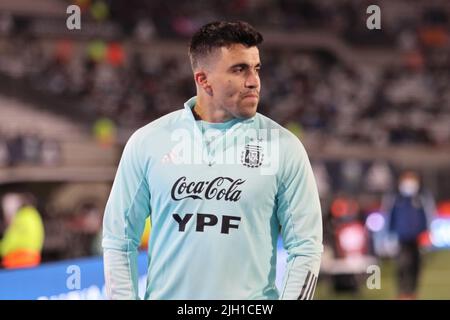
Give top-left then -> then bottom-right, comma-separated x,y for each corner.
0,0 -> 449,299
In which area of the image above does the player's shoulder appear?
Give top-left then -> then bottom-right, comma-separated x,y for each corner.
139,109 -> 184,135
255,113 -> 305,150
127,109 -> 184,145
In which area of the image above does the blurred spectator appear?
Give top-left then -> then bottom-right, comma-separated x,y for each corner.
93,117 -> 117,148
65,203 -> 103,258
385,170 -> 436,299
22,131 -> 42,164
311,161 -> 331,199
0,193 -> 45,269
0,13 -> 13,36
7,134 -> 23,166
40,139 -> 61,166
0,135 -> 9,167
133,18 -> 156,42
341,159 -> 364,194
0,131 -> 60,167
365,161 -> 394,194
90,0 -> 110,22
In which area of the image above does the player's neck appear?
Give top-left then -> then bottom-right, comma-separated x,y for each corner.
194,96 -> 233,123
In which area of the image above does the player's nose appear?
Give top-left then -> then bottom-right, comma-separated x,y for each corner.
245,70 -> 259,89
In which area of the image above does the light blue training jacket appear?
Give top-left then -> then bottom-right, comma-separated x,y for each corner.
102,96 -> 323,300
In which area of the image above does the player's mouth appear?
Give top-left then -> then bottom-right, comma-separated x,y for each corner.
242,93 -> 259,100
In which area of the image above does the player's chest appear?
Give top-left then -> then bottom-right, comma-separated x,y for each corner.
147,152 -> 278,205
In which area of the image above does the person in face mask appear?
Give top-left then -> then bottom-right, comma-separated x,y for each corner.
386,170 -> 434,299
399,173 -> 420,197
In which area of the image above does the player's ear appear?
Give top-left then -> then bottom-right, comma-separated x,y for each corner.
194,70 -> 213,96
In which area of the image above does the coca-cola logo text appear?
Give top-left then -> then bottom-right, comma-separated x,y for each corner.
170,176 -> 245,202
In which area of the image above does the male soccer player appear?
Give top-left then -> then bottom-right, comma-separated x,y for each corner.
102,21 -> 323,300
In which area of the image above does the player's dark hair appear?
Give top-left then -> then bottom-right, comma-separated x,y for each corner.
188,21 -> 263,69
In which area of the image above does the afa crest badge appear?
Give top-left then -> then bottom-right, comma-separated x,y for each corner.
241,144 -> 263,168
